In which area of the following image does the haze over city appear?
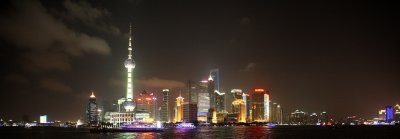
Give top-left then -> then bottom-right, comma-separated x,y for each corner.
0,0 -> 399,122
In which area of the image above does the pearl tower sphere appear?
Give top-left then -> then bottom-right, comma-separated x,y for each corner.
124,24 -> 135,112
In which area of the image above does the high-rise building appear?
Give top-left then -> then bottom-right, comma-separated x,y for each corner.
395,104 -> 400,122
135,90 -> 156,122
378,110 -> 386,121
197,81 -> 210,122
208,75 -> 215,110
210,69 -> 226,112
86,91 -> 98,125
386,106 -> 394,123
160,89 -> 170,123
207,75 -> 215,123
188,81 -> 198,104
183,102 -> 198,123
210,69 -> 220,92
215,90 -> 225,112
231,89 -> 246,123
252,88 -> 270,122
174,95 -> 184,123
124,24 -> 136,112
40,115 -> 47,124
242,92 -> 251,122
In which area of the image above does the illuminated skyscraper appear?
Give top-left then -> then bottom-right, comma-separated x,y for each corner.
252,88 -> 270,122
135,91 -> 156,122
197,81 -> 210,122
378,110 -> 386,121
231,89 -> 245,123
395,104 -> 400,122
210,69 -> 220,91
386,106 -> 394,123
86,91 -> 98,125
183,102 -> 198,123
124,24 -> 136,112
160,89 -> 170,123
175,95 -> 184,123
209,69 -> 226,112
242,92 -> 251,122
215,90 -> 225,112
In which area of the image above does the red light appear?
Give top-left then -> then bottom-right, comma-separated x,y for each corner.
146,98 -> 152,100
138,98 -> 141,101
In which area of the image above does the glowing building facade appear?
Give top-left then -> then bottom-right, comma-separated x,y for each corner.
386,106 -> 394,123
252,88 -> 270,122
231,89 -> 246,123
197,81 -> 210,122
135,91 -> 156,122
160,89 -> 170,123
175,95 -> 184,123
86,92 -> 98,125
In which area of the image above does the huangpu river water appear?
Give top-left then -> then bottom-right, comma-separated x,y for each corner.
1,125 -> 399,139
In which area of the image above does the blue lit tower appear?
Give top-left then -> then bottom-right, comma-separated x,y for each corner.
386,106 -> 394,123
124,24 -> 136,112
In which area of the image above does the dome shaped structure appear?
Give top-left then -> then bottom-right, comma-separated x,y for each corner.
124,59 -> 136,69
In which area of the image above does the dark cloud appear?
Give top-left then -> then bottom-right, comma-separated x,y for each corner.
39,78 -> 73,94
241,62 -> 256,72
63,0 -> 121,35
3,73 -> 30,85
0,0 -> 111,73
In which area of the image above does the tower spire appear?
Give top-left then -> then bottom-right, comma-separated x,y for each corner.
90,91 -> 95,98
128,23 -> 132,59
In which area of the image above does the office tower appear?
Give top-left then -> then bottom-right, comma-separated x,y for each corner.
210,69 -> 226,112
270,102 -> 277,123
276,104 -> 283,124
40,115 -> 47,124
160,89 -> 170,122
86,91 -> 98,125
210,69 -> 220,91
378,110 -> 386,121
135,90 -> 156,122
175,95 -> 184,123
395,104 -> 400,122
183,102 -> 198,123
386,106 -> 394,123
197,81 -> 210,122
123,24 -> 136,112
208,75 -> 215,109
231,89 -> 245,123
215,91 -> 225,112
242,92 -> 251,122
188,81 -> 198,104
252,88 -> 270,122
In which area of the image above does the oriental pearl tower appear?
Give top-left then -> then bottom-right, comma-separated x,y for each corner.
124,24 -> 135,112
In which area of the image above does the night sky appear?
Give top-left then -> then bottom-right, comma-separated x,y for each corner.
0,0 -> 399,122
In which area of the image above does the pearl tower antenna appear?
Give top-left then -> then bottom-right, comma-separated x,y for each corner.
124,23 -> 136,112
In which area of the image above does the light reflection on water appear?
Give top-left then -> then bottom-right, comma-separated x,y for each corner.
4,126 -> 398,139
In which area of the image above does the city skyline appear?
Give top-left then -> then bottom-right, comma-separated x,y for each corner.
1,0 -> 400,122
